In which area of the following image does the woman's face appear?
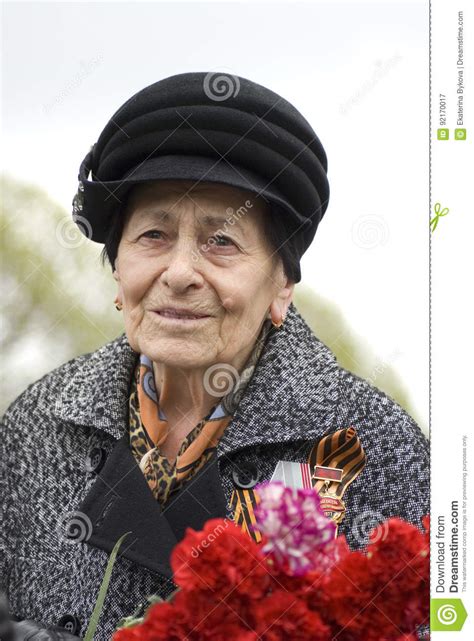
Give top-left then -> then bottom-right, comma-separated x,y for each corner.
113,179 -> 294,369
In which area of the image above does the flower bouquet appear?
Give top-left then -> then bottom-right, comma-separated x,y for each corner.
84,481 -> 429,641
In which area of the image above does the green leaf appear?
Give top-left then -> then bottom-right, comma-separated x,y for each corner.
83,531 -> 132,641
165,587 -> 181,602
145,593 -> 165,606
114,592 -> 170,633
114,614 -> 146,630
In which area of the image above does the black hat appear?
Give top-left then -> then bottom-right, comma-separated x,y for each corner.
72,71 -> 330,281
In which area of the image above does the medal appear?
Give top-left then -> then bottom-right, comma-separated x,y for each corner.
230,426 -> 366,543
318,483 -> 346,525
312,465 -> 346,524
308,426 -> 366,532
270,460 -> 313,488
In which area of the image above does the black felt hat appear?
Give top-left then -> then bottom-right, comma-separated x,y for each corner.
72,71 -> 330,281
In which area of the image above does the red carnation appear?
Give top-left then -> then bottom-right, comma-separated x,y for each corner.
114,589 -> 259,641
422,514 -> 430,545
323,551 -> 376,635
253,590 -> 331,641
368,518 -> 429,585
109,499 -> 430,641
171,518 -> 271,600
263,532 -> 350,612
323,518 -> 429,640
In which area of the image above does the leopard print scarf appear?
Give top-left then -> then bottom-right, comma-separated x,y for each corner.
129,317 -> 274,505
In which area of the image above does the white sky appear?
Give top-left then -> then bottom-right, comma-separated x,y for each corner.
1,0 -> 429,428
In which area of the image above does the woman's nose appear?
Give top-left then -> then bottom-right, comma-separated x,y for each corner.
160,237 -> 204,291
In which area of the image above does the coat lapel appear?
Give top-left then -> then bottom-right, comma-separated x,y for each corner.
76,432 -> 229,578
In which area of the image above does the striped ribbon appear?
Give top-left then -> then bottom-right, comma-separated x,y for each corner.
230,487 -> 262,543
230,426 -> 366,542
308,426 -> 366,498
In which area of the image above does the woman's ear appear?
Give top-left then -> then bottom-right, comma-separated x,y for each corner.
269,280 -> 294,324
112,259 -> 122,283
278,280 -> 295,317
112,267 -> 124,305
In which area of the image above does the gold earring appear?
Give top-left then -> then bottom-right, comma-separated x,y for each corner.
270,309 -> 285,328
114,296 -> 123,311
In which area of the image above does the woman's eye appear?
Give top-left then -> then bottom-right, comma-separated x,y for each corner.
210,235 -> 234,247
139,231 -> 235,248
142,230 -> 163,240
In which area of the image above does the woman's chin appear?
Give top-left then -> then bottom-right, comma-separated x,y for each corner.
140,339 -> 213,370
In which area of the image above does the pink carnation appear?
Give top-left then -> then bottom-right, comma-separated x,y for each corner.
253,481 -> 336,576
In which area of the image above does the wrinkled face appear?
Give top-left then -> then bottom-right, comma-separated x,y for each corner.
113,179 -> 293,369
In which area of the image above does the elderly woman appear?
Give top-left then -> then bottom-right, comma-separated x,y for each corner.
0,72 -> 429,641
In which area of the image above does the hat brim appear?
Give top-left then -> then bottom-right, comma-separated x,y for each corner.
79,154 -> 309,243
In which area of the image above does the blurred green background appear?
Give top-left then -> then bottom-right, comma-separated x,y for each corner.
1,174 -> 424,432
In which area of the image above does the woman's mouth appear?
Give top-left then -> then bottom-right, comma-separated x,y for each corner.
153,309 -> 210,322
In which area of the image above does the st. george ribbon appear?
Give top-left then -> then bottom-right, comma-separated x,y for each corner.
271,426 -> 367,535
230,427 -> 366,541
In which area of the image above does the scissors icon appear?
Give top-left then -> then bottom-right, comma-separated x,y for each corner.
430,203 -> 449,232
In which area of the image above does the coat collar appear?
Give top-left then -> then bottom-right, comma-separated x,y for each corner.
76,432 -> 229,579
54,302 -> 342,457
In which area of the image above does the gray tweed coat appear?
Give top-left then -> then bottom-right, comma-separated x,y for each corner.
0,302 -> 429,640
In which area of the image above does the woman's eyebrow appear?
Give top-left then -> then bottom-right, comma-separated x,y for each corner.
142,208 -> 247,234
